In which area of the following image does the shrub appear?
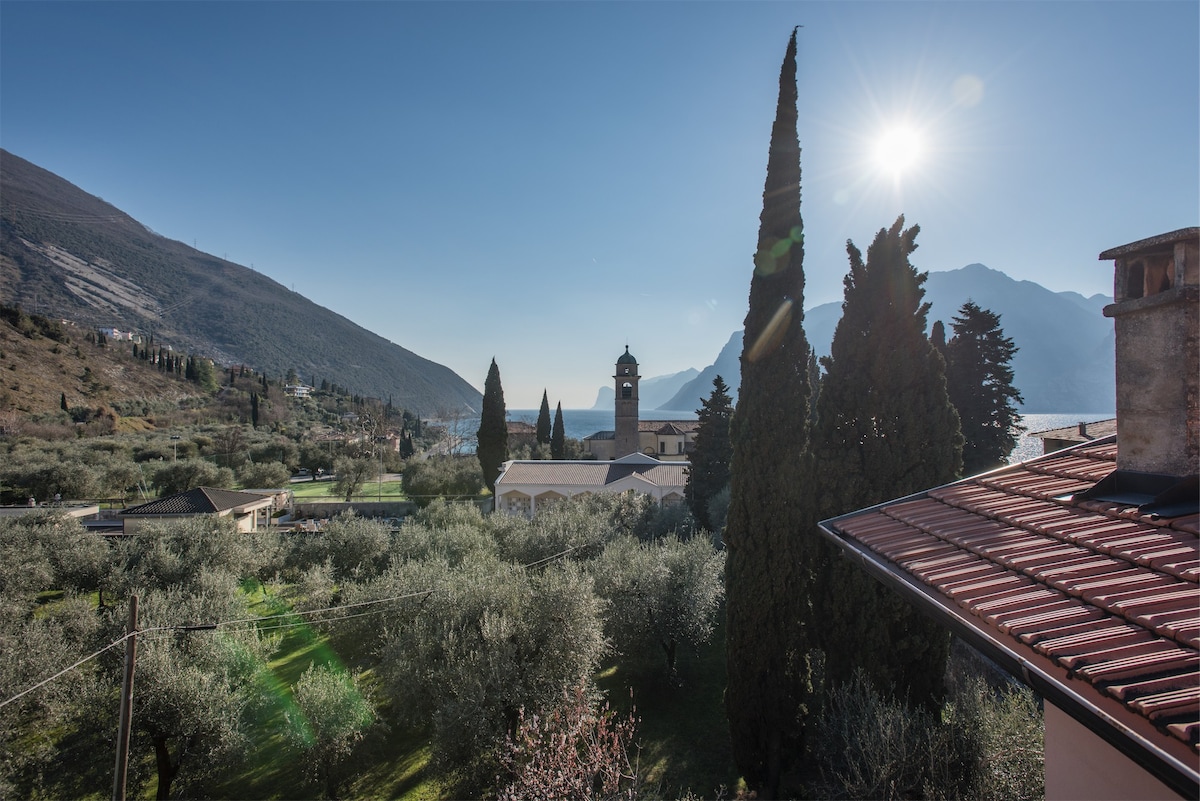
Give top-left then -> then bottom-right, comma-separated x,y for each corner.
401,456 -> 484,505
497,682 -> 640,801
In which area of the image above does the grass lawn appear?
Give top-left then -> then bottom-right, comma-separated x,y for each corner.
598,621 -> 741,799
289,478 -> 408,501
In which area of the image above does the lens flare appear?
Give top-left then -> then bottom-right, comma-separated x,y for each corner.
746,297 -> 794,362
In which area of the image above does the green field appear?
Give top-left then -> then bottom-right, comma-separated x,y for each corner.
288,479 -> 408,501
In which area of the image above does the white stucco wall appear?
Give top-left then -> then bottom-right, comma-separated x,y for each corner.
1044,702 -> 1183,801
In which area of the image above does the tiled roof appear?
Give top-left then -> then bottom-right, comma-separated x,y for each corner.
121,487 -> 272,516
584,421 -> 700,441
507,421 -> 537,434
1031,418 -> 1118,444
496,460 -> 688,489
640,420 -> 699,433
819,437 -> 1199,797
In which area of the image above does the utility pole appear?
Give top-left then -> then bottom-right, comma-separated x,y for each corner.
112,594 -> 138,801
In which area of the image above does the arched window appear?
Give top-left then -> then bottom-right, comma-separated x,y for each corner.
621,382 -> 632,399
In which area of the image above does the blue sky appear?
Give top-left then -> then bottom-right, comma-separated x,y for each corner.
2,1 -> 1196,408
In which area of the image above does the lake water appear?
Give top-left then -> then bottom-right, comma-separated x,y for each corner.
487,409 -> 1116,464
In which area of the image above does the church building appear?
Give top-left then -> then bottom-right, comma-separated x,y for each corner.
582,347 -> 699,461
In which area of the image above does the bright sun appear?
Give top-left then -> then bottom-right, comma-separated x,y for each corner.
873,126 -> 923,175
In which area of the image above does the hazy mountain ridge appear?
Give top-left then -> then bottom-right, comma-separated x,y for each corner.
651,263 -> 1116,414
0,150 -> 482,413
590,367 -> 700,410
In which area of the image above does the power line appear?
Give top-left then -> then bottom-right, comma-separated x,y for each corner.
1,535 -> 610,709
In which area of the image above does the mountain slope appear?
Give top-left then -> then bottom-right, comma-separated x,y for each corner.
0,150 -> 481,413
657,264 -> 1115,414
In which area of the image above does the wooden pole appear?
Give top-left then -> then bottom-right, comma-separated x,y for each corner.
112,594 -> 138,801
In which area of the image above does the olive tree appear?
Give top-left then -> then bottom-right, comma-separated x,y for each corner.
126,577 -> 273,800
282,663 -> 378,798
591,534 -> 725,677
374,556 -> 606,788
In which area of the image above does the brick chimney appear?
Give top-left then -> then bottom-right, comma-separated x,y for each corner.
1099,227 -> 1199,476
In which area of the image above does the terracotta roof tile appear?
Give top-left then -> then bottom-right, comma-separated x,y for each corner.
818,434 -> 1200,792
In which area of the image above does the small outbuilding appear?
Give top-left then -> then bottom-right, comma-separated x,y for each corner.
119,487 -> 275,534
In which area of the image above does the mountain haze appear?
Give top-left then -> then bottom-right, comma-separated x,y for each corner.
590,367 -> 700,410
655,264 -> 1115,414
0,150 -> 482,413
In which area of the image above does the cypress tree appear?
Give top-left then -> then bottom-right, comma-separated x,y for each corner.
536,390 -> 552,445
551,401 -> 566,460
811,215 -> 963,706
476,358 -> 508,494
942,300 -> 1023,475
250,392 -> 260,428
724,28 -> 817,796
60,392 -> 68,413
685,375 -> 734,531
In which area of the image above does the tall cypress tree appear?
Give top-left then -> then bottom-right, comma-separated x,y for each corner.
685,375 -> 734,531
724,28 -> 817,796
551,401 -> 566,460
476,358 -> 508,494
812,215 -> 963,706
942,301 -> 1023,475
536,390 -> 552,446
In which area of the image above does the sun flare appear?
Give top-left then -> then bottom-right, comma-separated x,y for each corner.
873,126 -> 923,176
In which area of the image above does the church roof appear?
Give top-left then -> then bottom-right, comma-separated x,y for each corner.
617,346 -> 638,365
584,420 -> 700,441
495,459 -> 687,490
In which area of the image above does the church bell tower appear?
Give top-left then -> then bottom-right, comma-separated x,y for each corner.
614,346 -> 640,457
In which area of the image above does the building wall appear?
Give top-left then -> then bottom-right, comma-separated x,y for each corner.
1044,703 -> 1183,801
1108,288 -> 1199,475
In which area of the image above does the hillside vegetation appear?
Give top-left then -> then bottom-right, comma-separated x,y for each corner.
0,149 -> 482,413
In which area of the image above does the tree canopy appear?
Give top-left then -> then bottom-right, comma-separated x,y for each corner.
685,375 -> 734,531
476,358 -> 508,493
811,215 -> 963,706
551,401 -> 566,460
724,27 -> 818,796
941,300 -> 1024,475
536,390 -> 552,446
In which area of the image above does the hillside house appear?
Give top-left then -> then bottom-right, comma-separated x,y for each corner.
494,453 -> 687,517
583,347 -> 699,460
1033,418 -> 1118,454
284,384 -> 314,399
119,486 -> 276,534
818,228 -> 1199,800
506,420 -> 539,451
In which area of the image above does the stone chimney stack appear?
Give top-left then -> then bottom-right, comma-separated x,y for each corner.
1100,227 -> 1199,476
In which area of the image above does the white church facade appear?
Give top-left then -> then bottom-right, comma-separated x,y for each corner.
493,347 -> 695,517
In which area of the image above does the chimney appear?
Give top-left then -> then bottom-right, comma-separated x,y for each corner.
1099,227 -> 1199,476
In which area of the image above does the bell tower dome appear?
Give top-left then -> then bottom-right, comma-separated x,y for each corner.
614,346 -> 640,457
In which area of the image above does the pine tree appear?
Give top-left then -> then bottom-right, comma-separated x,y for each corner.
551,402 -> 566,460
811,215 -> 963,707
724,28 -> 818,796
476,358 -> 508,494
536,390 -> 552,446
942,300 -> 1023,475
685,376 -> 734,531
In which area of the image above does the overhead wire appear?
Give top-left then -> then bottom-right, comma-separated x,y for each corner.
1,528 -> 614,709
